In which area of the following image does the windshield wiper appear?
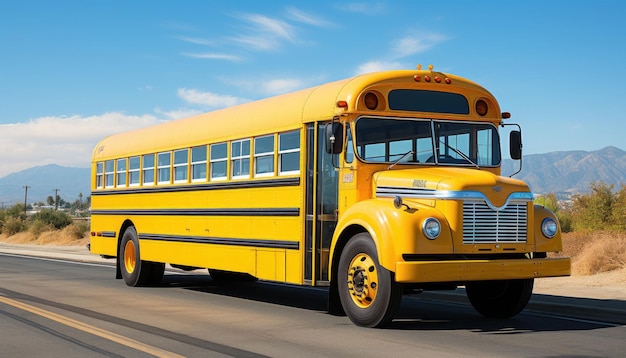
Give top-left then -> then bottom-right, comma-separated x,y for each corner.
438,140 -> 479,169
387,150 -> 415,170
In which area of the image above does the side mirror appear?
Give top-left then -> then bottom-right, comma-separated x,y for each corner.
325,122 -> 344,154
509,130 -> 522,160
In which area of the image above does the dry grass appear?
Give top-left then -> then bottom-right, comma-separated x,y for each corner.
0,224 -> 88,247
560,232 -> 626,276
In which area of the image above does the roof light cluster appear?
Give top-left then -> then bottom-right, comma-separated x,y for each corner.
414,65 -> 452,84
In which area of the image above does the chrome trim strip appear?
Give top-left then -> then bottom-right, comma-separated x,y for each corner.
376,186 -> 533,211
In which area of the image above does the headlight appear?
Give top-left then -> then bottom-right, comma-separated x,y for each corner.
541,218 -> 558,238
423,218 -> 441,240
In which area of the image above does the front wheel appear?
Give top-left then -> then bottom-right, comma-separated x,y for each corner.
119,227 -> 164,287
465,279 -> 534,318
337,233 -> 402,328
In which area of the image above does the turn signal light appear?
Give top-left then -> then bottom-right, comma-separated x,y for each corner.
336,100 -> 348,108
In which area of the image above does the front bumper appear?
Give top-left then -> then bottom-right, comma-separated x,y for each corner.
395,257 -> 571,283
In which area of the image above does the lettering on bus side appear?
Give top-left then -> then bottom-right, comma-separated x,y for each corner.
412,180 -> 427,188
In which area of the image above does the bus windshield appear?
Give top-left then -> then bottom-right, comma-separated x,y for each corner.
354,117 -> 501,166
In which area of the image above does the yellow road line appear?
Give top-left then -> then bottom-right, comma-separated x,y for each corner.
0,296 -> 185,358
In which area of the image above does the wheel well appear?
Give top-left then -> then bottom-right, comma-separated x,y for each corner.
115,219 -> 135,279
330,224 -> 367,283
328,224 -> 368,316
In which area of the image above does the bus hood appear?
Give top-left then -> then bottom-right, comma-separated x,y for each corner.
373,167 -> 532,208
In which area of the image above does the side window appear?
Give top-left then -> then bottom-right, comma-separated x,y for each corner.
345,129 -> 354,164
129,156 -> 140,186
116,158 -> 127,187
191,146 -> 207,182
142,154 -> 155,186
210,143 -> 227,181
279,130 -> 300,175
104,160 -> 115,188
254,135 -> 274,177
174,149 -> 188,183
231,139 -> 250,179
157,152 -> 171,185
96,162 -> 104,189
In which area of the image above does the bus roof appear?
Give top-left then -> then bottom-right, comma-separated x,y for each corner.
93,69 -> 494,161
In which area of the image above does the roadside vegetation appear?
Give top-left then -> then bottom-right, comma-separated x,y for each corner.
0,200 -> 89,247
1,182 -> 626,276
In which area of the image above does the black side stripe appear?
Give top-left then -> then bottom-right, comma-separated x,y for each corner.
90,208 -> 299,216
91,177 -> 300,196
139,234 -> 300,250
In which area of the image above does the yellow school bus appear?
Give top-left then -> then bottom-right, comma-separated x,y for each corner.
90,65 -> 570,327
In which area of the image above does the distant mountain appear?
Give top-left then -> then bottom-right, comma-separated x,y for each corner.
502,146 -> 626,194
0,164 -> 90,205
1,147 -> 624,205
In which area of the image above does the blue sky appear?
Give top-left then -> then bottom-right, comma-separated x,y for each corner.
1,1 -> 625,178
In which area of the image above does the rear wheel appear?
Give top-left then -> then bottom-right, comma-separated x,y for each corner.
465,278 -> 534,318
119,227 -> 164,287
337,233 -> 402,327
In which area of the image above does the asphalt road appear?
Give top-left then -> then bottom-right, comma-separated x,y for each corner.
1,253 -> 625,357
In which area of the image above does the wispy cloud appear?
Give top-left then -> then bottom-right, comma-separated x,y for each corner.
175,36 -> 214,46
241,14 -> 295,41
355,32 -> 448,75
355,61 -> 404,75
177,88 -> 249,108
391,33 -> 448,58
286,7 -> 331,27
183,52 -> 243,61
261,78 -> 305,95
229,13 -> 297,51
0,113 -> 164,177
336,2 -> 385,15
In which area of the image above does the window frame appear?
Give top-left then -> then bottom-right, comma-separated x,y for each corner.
142,154 -> 155,186
116,158 -> 127,187
231,139 -> 251,179
191,145 -> 208,182
104,160 -> 115,189
157,152 -> 171,185
173,149 -> 189,184
210,142 -> 228,181
96,162 -> 104,189
278,130 -> 300,175
254,135 -> 275,178
128,156 -> 140,187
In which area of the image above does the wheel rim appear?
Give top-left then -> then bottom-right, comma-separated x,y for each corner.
347,253 -> 379,308
123,240 -> 137,274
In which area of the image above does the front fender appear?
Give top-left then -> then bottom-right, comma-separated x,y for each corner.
329,199 -> 452,275
534,205 -> 563,252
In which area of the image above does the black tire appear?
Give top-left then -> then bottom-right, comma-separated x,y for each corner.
208,269 -> 257,282
337,233 -> 402,328
119,227 -> 164,287
465,278 -> 534,318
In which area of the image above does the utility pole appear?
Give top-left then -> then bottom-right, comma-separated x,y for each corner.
23,185 -> 30,215
53,188 -> 60,211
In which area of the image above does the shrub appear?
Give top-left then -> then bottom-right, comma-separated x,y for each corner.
29,209 -> 73,230
3,216 -> 26,236
67,221 -> 89,239
29,219 -> 55,237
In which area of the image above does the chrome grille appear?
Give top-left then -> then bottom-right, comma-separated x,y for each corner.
462,200 -> 527,244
